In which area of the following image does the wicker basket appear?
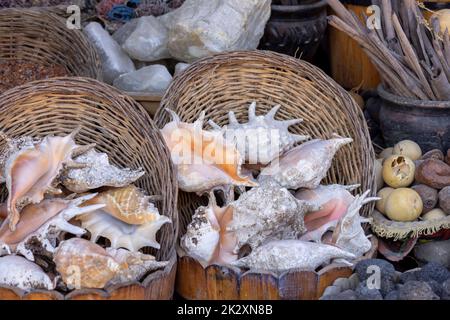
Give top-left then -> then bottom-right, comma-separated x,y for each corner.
0,8 -> 101,94
154,50 -> 376,300
0,77 -> 178,300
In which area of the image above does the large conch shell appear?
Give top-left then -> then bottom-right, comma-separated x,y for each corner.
208,102 -> 309,165
82,185 -> 160,225
160,110 -> 256,194
329,190 -> 377,258
232,239 -> 356,271
61,148 -> 145,193
0,193 -> 104,261
260,136 -> 353,189
0,255 -> 55,291
296,184 -> 358,242
180,192 -> 237,268
227,178 -> 319,252
77,206 -> 171,251
2,130 -> 85,231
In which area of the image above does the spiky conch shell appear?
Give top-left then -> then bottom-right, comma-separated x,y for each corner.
82,185 -> 160,225
232,239 -> 356,271
1,130 -> 88,231
60,148 -> 145,193
0,255 -> 54,291
160,109 -> 257,194
260,136 -> 353,190
0,193 -> 105,261
77,203 -> 171,252
209,102 -> 309,165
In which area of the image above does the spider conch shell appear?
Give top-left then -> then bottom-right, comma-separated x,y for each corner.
227,178 -> 319,252
77,206 -> 171,251
0,193 -> 104,261
330,190 -> 377,258
260,136 -> 353,189
296,184 -> 358,242
160,109 -> 256,194
180,192 -> 237,268
61,148 -> 145,193
54,238 -> 126,289
82,185 -> 160,225
232,240 -> 356,271
0,255 -> 55,291
209,102 -> 309,165
2,130 -> 85,231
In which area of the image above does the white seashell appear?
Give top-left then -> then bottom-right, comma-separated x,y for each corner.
0,255 -> 54,291
260,136 -> 353,189
0,193 -> 104,261
61,149 -> 145,193
227,178 -> 319,252
209,102 -> 309,165
160,109 -> 256,194
77,209 -> 171,251
232,240 -> 356,271
330,190 -> 377,258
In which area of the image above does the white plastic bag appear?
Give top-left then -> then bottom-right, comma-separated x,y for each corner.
113,65 -> 173,93
84,22 -> 135,84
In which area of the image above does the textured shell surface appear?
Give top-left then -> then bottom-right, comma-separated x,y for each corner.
260,137 -> 353,190
296,184 -> 357,242
232,240 -> 356,271
77,208 -> 171,251
330,190 -> 377,258
83,185 -> 160,225
0,255 -> 54,291
208,102 -> 309,165
0,193 -> 104,261
180,193 -> 236,268
227,178 -> 319,252
54,238 -> 126,289
160,109 -> 256,194
106,248 -> 169,285
3,131 -> 80,231
61,148 -> 145,193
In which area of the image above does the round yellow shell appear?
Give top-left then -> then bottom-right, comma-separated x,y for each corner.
385,188 -> 423,222
378,147 -> 393,160
422,208 -> 447,221
393,140 -> 422,161
382,155 -> 415,188
376,187 -> 394,215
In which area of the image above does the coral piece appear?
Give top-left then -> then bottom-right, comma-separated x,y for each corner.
0,193 -> 104,261
232,240 -> 356,271
61,148 -> 145,193
83,185 -> 160,225
209,102 -> 308,165
77,207 -> 171,251
160,109 -> 256,194
0,255 -> 54,291
260,136 -> 353,189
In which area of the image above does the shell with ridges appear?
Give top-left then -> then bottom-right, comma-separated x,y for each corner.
83,185 -> 160,225
209,102 -> 309,165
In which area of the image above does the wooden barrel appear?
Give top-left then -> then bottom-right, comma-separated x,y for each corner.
328,0 -> 381,90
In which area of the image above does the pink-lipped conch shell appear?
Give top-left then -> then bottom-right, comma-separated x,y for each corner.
0,129 -> 90,231
296,184 -> 358,242
0,193 -> 104,261
208,102 -> 309,165
260,136 -> 353,190
160,109 -> 257,194
232,239 -> 356,271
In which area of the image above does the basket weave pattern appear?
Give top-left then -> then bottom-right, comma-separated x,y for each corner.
0,77 -> 178,261
155,50 -> 376,235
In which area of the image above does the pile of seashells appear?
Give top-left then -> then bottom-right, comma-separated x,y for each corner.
0,128 -> 171,291
161,102 -> 377,272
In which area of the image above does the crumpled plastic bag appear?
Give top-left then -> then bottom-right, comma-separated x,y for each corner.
113,64 -> 173,93
164,0 -> 271,62
84,22 -> 135,84
115,16 -> 171,62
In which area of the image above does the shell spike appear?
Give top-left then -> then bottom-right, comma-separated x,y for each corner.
56,220 -> 86,236
72,143 -> 96,158
282,119 -> 303,127
63,203 -> 105,220
71,193 -> 98,206
208,120 -> 222,131
265,104 -> 281,120
194,111 -> 206,129
248,102 -> 257,121
292,134 -> 310,143
228,111 -> 239,125
343,184 -> 361,191
165,108 -> 180,123
70,125 -> 82,139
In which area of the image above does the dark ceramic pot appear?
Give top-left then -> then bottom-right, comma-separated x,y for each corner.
378,85 -> 450,153
259,0 -> 327,62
